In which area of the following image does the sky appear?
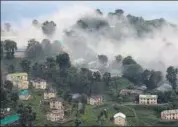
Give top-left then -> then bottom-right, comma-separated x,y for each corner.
1,1 -> 178,24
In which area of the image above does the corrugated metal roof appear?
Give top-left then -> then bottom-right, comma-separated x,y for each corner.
114,112 -> 126,119
19,89 -> 29,96
139,95 -> 157,98
8,72 -> 28,77
0,114 -> 20,126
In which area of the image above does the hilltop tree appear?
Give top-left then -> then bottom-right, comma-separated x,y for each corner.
56,52 -> 71,69
98,55 -> 108,65
115,55 -> 122,63
42,21 -> 56,36
115,9 -> 124,15
123,64 -> 143,84
93,71 -> 101,81
32,19 -> 39,27
103,72 -> 111,86
26,39 -> 44,59
96,9 -> 103,15
20,59 -> 31,73
166,66 -> 178,90
4,40 -> 17,59
142,70 -> 163,90
41,39 -> 52,57
122,56 -> 137,65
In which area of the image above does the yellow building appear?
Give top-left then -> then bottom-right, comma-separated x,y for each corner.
44,89 -> 56,100
161,109 -> 178,121
46,109 -> 64,122
113,112 -> 126,126
6,73 -> 29,90
139,95 -> 158,105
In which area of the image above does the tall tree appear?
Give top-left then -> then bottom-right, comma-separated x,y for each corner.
98,55 -> 108,65
42,21 -> 56,36
56,52 -> 71,69
142,70 -> 163,90
4,40 -> 17,59
26,39 -> 44,59
20,59 -> 31,73
115,55 -> 122,63
123,64 -> 143,84
166,66 -> 178,90
41,39 -> 52,57
103,72 -> 111,86
93,71 -> 101,81
122,56 -> 137,65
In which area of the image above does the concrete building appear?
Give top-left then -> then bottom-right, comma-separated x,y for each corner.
46,110 -> 64,122
6,73 -> 29,90
44,89 -> 56,100
31,78 -> 47,90
19,89 -> 31,100
161,109 -> 178,121
49,99 -> 63,110
120,89 -> 143,96
87,95 -> 103,105
113,112 -> 126,126
139,95 -> 158,105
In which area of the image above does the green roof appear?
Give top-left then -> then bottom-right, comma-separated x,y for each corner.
19,89 -> 29,96
8,72 -> 28,76
0,114 -> 20,126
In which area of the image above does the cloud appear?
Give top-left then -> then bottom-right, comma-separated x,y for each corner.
1,3 -> 178,73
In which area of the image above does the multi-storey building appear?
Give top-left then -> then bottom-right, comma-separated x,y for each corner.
139,95 -> 158,105
44,89 -> 56,100
87,95 -> 103,105
31,78 -> 47,90
6,73 -> 29,90
161,109 -> 178,121
46,110 -> 64,122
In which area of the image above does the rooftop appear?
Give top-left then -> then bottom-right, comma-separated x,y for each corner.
161,109 -> 178,114
19,89 -> 29,96
139,95 -> 157,98
8,72 -> 28,77
0,114 -> 20,126
114,112 -> 126,119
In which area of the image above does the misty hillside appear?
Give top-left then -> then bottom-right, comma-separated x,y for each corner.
1,7 -> 178,73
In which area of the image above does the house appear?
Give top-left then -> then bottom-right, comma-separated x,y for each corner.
120,89 -> 143,96
6,72 -> 29,90
44,89 -> 56,100
139,95 -> 158,105
19,89 -> 31,100
0,114 -> 20,126
41,98 -> 63,110
161,109 -> 178,121
87,95 -> 103,105
46,109 -> 64,122
113,112 -> 126,126
31,78 -> 47,89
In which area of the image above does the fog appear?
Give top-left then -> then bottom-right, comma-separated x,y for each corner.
1,5 -> 178,74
